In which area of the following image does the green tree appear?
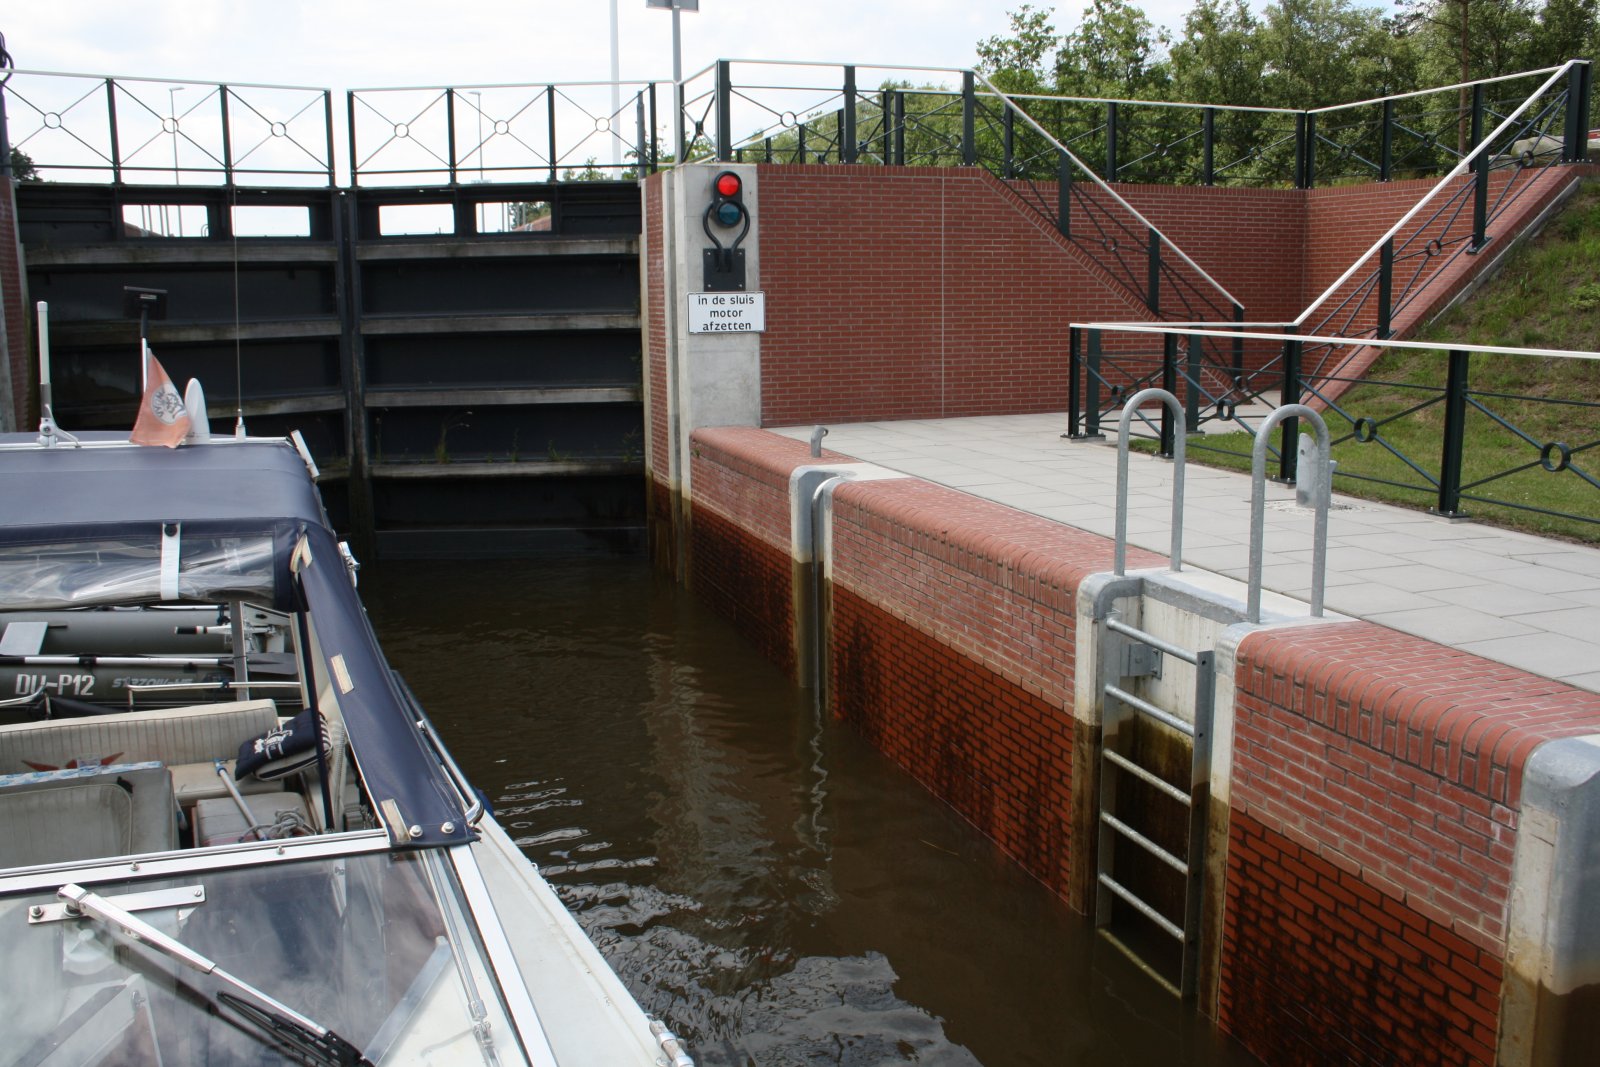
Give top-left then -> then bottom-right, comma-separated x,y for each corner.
1055,0 -> 1173,99
977,4 -> 1059,95
7,146 -> 39,181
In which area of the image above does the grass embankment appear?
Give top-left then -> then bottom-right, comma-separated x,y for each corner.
1178,178 -> 1600,542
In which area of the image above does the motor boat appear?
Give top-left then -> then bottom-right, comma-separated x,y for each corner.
0,319 -> 693,1066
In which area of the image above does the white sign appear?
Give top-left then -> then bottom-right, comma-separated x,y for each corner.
689,291 -> 765,334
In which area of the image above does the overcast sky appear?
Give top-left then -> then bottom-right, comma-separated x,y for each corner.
5,1 -> 1202,92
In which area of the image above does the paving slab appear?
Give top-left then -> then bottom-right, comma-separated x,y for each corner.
776,413 -> 1600,695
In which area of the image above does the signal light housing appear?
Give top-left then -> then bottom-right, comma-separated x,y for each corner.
709,170 -> 746,228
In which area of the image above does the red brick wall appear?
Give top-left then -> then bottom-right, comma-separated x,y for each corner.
1,177 -> 31,430
756,165 -> 1154,426
686,427 -> 844,681
1222,619 -> 1600,1065
826,475 -> 1162,899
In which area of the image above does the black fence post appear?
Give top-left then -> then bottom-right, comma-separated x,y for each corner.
1438,349 -> 1470,516
842,66 -> 857,163
321,90 -> 335,186
1057,150 -> 1072,239
881,88 -> 891,163
547,87 -> 558,181
648,83 -> 659,173
1086,329 -> 1104,438
446,88 -> 459,185
1202,107 -> 1215,186
635,92 -> 647,176
1576,62 -> 1593,155
1563,63 -> 1583,163
1003,104 -> 1015,178
961,72 -> 976,166
219,86 -> 234,187
1106,101 -> 1119,181
1303,112 -> 1317,188
797,123 -> 807,163
0,76 -> 10,180
893,91 -> 905,165
674,78 -> 685,165
345,90 -> 357,187
716,61 -> 732,162
1186,332 -> 1203,431
1146,228 -> 1161,315
1069,326 -> 1082,438
1294,112 -> 1308,189
1378,237 -> 1395,339
107,79 -> 123,184
1160,332 -> 1178,457
764,136 -> 773,162
1279,325 -> 1301,483
1232,304 -> 1245,387
1471,82 -> 1488,252
1380,98 -> 1394,181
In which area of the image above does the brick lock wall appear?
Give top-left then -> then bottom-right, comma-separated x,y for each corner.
1,177 -> 30,430
827,476 -> 1163,899
1221,620 -> 1600,1065
756,165 -> 1154,427
686,427 -> 846,681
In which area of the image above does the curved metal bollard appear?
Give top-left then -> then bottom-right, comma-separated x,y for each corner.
1115,388 -> 1186,576
1249,404 -> 1332,623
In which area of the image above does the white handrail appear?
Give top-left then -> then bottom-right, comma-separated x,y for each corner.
1292,60 -> 1577,329
1069,320 -> 1600,363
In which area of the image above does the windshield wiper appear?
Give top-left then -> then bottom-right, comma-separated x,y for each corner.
57,883 -> 374,1067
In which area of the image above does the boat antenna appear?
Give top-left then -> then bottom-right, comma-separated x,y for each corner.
35,302 -> 79,447
230,182 -> 246,437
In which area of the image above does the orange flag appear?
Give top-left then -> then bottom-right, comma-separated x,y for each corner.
130,353 -> 192,448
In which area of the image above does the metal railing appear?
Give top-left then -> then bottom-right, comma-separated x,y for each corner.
346,80 -> 663,186
1073,323 -> 1600,536
0,68 -> 335,185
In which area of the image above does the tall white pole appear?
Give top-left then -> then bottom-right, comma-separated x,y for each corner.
609,0 -> 621,172
672,4 -> 683,162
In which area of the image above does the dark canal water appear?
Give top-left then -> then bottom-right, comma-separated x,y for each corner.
361,556 -> 1257,1067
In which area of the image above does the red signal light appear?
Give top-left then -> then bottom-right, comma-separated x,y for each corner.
715,172 -> 741,197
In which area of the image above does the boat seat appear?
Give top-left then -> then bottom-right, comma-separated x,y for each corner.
0,762 -> 178,868
0,699 -> 279,776
169,760 -> 281,806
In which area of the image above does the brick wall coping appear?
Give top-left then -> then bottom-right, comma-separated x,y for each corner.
689,426 -> 846,495
1236,620 -> 1600,810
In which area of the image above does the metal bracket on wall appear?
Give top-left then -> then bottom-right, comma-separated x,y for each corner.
702,247 -> 746,292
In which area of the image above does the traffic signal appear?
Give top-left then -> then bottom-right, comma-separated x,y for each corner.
707,170 -> 747,231
702,169 -> 749,292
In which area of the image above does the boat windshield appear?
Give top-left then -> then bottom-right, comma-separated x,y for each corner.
0,849 -> 529,1066
0,534 -> 278,612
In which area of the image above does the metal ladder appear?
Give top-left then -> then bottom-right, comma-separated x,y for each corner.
1093,388 -> 1214,1000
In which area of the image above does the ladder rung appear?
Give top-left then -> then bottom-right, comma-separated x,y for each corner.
1104,617 -> 1200,665
1104,683 -> 1195,738
1097,873 -> 1186,941
1096,928 -> 1183,999
1104,749 -> 1192,806
1100,812 -> 1189,875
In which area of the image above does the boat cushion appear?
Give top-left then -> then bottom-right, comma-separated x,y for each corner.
0,762 -> 177,867
235,709 -> 322,781
0,700 -> 279,776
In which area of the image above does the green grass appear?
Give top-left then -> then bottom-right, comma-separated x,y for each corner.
1147,179 -> 1600,542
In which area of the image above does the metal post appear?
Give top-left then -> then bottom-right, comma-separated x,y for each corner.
1057,150 -> 1072,239
716,60 -> 732,162
446,88 -> 458,185
345,90 -> 358,186
1377,237 -> 1394,339
635,92 -> 646,177
1576,62 -> 1593,157
1201,107 -> 1215,186
1232,304 -> 1245,384
1471,82 -> 1488,251
322,90 -> 335,186
674,79 -> 685,165
547,86 -> 558,181
1294,112 -> 1307,189
0,77 -> 10,180
1380,98 -> 1394,181
1086,329 -> 1104,438
842,66 -> 857,164
1303,112 -> 1317,188
1069,326 -> 1082,438
1003,104 -> 1015,178
219,86 -> 234,186
107,79 -> 123,184
1563,63 -> 1583,163
893,91 -> 905,165
1106,101 -> 1118,181
1186,333 -> 1203,432
1279,325 -> 1301,482
881,89 -> 891,163
1160,333 -> 1178,457
1438,349 -> 1470,516
648,82 -> 659,172
1146,228 -> 1161,315
961,71 -> 976,166
797,122 -> 807,163
764,136 -> 772,162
